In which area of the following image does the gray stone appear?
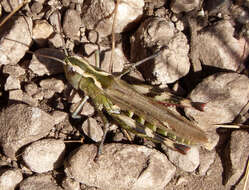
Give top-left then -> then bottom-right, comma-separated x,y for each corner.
51,110 -> 68,125
32,19 -> 54,46
131,17 -> 190,85
185,72 -> 249,125
29,48 -> 65,76
82,0 -> 144,37
63,9 -> 81,40
198,149 -> 216,176
40,78 -> 65,99
3,64 -> 25,77
19,174 -> 63,190
224,130 -> 249,186
0,104 -> 55,159
197,20 -> 249,71
0,16 -> 32,65
82,117 -> 103,142
0,169 -> 23,190
65,144 -> 175,190
171,0 -> 201,13
23,139 -> 65,173
4,76 -> 21,90
166,146 -> 200,172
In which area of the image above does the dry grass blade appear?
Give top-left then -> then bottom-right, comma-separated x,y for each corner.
0,0 -> 31,28
109,0 -> 120,72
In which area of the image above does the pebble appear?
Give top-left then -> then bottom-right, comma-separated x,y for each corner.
171,0 -> 201,14
24,83 -> 39,96
0,169 -> 23,190
198,148 -> 216,176
130,17 -> 190,85
40,78 -> 65,99
0,16 -> 32,65
32,19 -> 54,46
196,20 -> 249,71
29,48 -> 65,76
3,64 -> 25,77
224,130 -> 249,186
166,146 -> 200,172
185,72 -> 249,125
23,139 -> 65,173
51,110 -> 68,125
82,117 -> 103,142
19,174 -> 63,190
82,0 -> 144,37
4,76 -> 21,91
63,9 -> 81,40
62,177 -> 80,190
0,104 -> 55,159
65,144 -> 176,190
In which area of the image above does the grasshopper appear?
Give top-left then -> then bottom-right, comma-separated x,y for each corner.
63,50 -> 208,154
0,1 -> 208,155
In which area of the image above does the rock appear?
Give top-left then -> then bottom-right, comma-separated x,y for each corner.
0,104 -> 55,159
166,146 -> 200,172
8,89 -> 23,101
65,144 -> 176,190
0,16 -> 32,65
63,9 -> 81,40
0,169 -> 23,190
4,76 -> 21,90
51,110 -> 68,125
62,178 -> 80,190
29,48 -> 65,76
30,2 -> 43,15
23,139 -> 65,173
19,174 -> 63,190
3,64 -> 25,77
87,30 -> 98,43
198,148 -> 216,176
82,0 -> 144,37
130,17 -> 190,85
82,43 -> 126,73
185,72 -> 249,125
171,0 -> 201,14
32,20 -> 54,46
8,90 -> 39,107
40,78 -> 65,99
197,20 -> 249,71
100,46 -> 126,73
224,130 -> 249,186
204,0 -> 231,16
1,0 -> 23,12
82,117 -> 103,142
24,83 -> 39,96
80,101 -> 95,116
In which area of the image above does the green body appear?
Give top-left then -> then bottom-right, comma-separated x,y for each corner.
64,56 -> 208,153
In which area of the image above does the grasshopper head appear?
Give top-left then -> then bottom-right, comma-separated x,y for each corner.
64,56 -> 113,90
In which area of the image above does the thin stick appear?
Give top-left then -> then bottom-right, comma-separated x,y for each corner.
109,0 -> 120,73
0,0 -> 31,28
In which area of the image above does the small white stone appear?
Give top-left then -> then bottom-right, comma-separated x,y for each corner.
32,20 -> 54,45
8,89 -> 23,101
166,146 -> 200,172
0,169 -> 23,190
23,139 -> 65,173
82,117 -> 103,142
4,76 -> 21,90
3,65 -> 25,77
51,111 -> 68,125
